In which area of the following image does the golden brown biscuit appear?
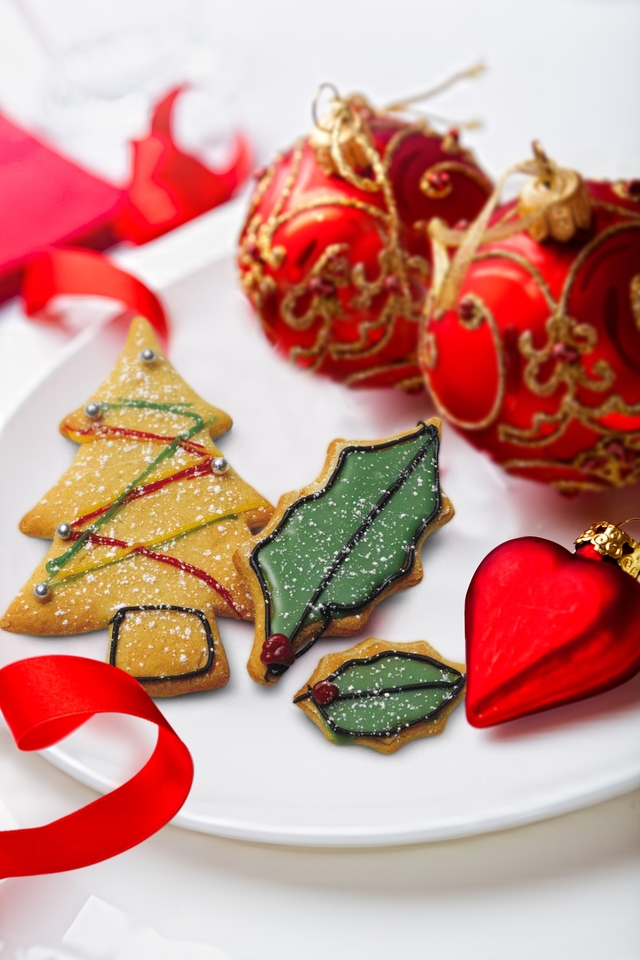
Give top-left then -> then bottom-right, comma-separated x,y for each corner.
1,316 -> 273,695
235,420 -> 453,685
294,637 -> 466,754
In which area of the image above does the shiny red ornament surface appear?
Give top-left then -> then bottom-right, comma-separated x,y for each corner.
239,105 -> 491,390
421,179 -> 640,491
465,536 -> 640,727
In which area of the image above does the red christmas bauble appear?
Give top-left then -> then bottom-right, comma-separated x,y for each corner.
421,165 -> 640,492
238,93 -> 491,390
465,521 -> 640,727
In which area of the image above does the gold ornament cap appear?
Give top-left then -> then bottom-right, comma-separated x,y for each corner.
574,519 -> 640,579
518,142 -> 592,242
309,92 -> 372,177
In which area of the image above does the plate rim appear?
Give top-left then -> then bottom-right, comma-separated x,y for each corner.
2,204 -> 639,847
40,741 -> 640,846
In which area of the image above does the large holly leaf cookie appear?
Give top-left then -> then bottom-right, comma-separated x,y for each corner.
235,420 -> 454,684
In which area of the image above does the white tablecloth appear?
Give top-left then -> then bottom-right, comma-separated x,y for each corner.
0,1 -> 638,955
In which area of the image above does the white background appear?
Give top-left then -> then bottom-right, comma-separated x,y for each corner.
0,0 -> 639,956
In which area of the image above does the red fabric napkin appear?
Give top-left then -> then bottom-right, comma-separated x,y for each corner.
0,113 -> 122,302
0,88 -> 252,304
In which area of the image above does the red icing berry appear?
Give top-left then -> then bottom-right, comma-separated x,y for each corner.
260,634 -> 295,666
312,680 -> 340,705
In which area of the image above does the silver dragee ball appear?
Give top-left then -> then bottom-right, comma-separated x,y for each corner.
84,401 -> 102,419
211,457 -> 229,475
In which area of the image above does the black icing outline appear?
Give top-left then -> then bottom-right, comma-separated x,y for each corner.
294,650 -> 466,738
251,423 -> 442,678
109,604 -> 214,683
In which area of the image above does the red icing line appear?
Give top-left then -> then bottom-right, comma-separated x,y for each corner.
74,532 -> 128,548
66,530 -> 243,617
137,549 -> 243,617
71,458 -> 213,527
57,419 -> 243,615
64,423 -> 207,456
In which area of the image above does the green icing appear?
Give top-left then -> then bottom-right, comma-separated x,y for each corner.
253,425 -> 440,642
332,655 -> 460,695
320,652 -> 464,738
323,688 -> 457,737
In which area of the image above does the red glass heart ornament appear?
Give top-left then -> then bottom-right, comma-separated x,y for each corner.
465,520 -> 640,727
421,146 -> 640,492
238,87 -> 491,390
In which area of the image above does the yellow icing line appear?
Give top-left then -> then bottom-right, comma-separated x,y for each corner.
67,455 -> 212,524
52,499 -> 268,583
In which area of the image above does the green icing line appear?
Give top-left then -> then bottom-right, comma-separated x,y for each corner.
46,399 -> 214,579
318,652 -> 465,738
102,399 -> 197,415
253,425 -> 440,642
48,512 -> 238,592
323,687 -> 458,737
332,655 -> 460,695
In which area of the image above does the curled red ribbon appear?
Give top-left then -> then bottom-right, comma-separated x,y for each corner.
0,655 -> 193,878
113,86 -> 252,246
21,248 -> 170,347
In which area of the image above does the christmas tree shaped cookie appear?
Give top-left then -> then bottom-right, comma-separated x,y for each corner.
1,317 -> 273,696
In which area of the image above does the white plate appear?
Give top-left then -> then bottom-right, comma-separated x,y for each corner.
1,219 -> 639,847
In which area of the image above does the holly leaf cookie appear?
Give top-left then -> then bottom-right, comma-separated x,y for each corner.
236,420 -> 454,684
1,316 -> 274,696
294,637 -> 465,753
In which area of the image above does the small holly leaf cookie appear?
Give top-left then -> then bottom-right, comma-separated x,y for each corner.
294,637 -> 466,753
236,420 -> 453,684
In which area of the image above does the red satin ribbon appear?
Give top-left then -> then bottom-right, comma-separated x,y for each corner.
0,655 -> 193,878
1,86 -> 250,305
21,248 -> 170,347
113,87 -> 252,246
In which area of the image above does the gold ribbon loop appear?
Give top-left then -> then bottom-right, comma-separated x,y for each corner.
428,146 -> 592,314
